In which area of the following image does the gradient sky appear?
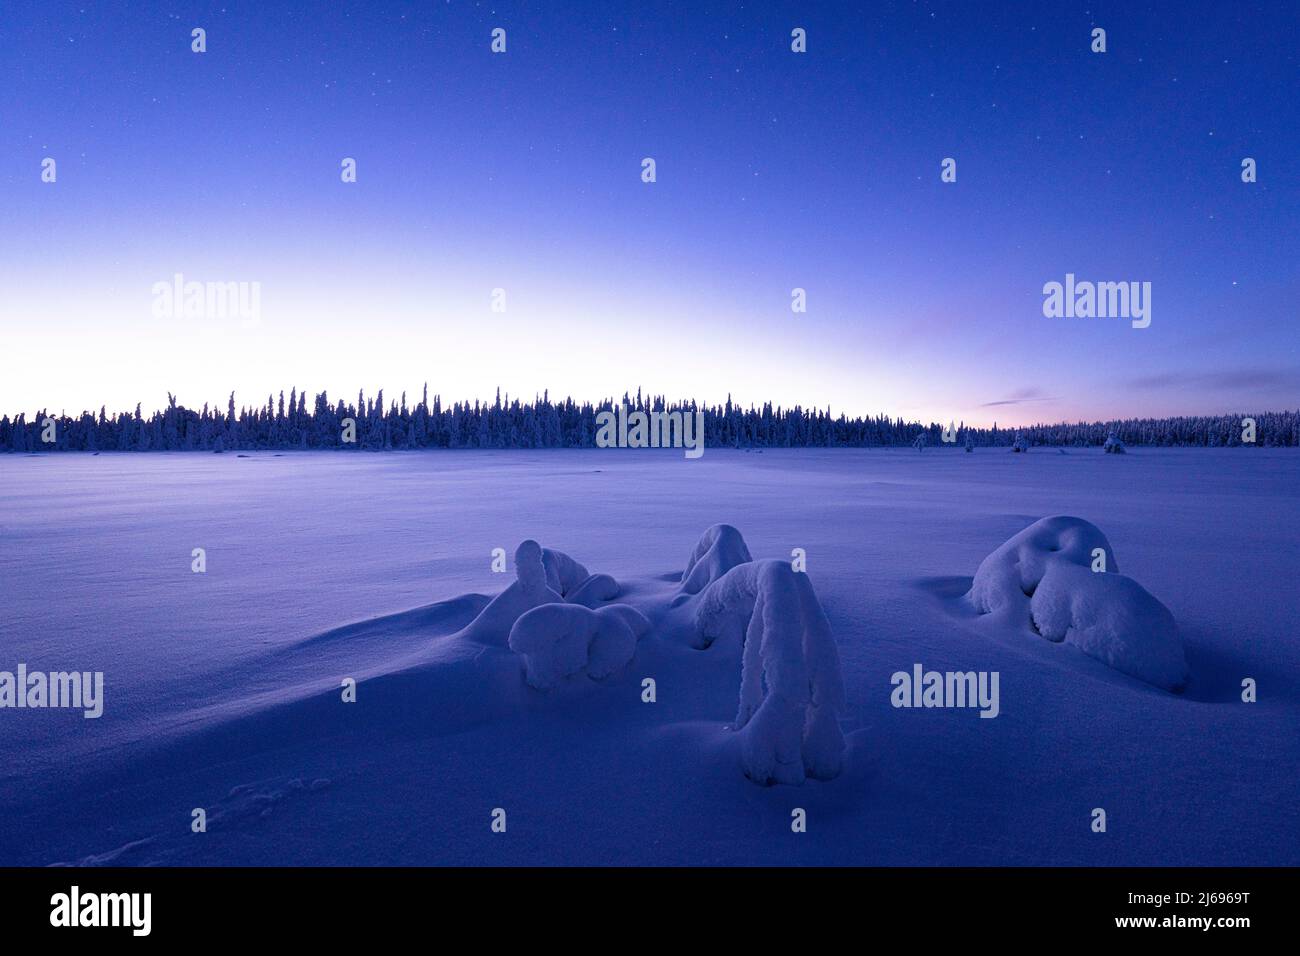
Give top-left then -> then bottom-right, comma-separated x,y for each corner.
2,0 -> 1297,426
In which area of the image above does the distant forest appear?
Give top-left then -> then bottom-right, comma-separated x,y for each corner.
2,388 -> 1296,451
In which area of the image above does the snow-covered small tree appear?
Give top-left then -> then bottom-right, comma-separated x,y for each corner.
970,516 -> 1185,691
1103,431 -> 1126,454
677,523 -> 752,597
694,558 -> 846,785
1012,432 -> 1029,453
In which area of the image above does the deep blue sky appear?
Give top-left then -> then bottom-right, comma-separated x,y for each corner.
2,0 -> 1296,424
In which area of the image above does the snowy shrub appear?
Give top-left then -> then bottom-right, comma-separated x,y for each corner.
541,547 -> 590,597
461,540 -> 625,643
515,540 -> 554,595
695,559 -> 846,785
678,523 -> 753,596
565,572 -> 620,608
971,516 -> 1116,614
541,545 -> 626,606
1012,432 -> 1029,453
1031,563 -> 1184,691
970,516 -> 1187,691
1103,432 -> 1126,454
508,603 -> 649,689
460,540 -> 564,645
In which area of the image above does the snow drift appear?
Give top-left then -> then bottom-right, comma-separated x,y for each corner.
971,515 -> 1187,691
693,556 -> 847,785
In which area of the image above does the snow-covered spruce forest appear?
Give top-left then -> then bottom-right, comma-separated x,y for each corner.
3,388 -> 1297,452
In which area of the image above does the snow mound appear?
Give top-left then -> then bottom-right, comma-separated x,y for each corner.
458,540 -> 622,644
971,515 -> 1117,613
452,526 -> 847,784
566,573 -> 620,608
1031,563 -> 1185,691
971,516 -> 1187,691
459,539 -> 563,645
678,523 -> 753,595
695,559 -> 846,785
541,547 -> 591,598
508,603 -> 650,689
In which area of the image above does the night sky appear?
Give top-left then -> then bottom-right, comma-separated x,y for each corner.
3,1 -> 1297,425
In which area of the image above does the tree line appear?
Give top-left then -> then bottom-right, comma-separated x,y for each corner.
2,387 -> 1296,451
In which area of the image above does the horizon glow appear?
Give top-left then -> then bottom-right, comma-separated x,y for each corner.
2,1 -> 1297,429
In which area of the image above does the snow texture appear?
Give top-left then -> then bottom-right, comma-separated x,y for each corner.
971,515 -> 1187,691
694,556 -> 847,785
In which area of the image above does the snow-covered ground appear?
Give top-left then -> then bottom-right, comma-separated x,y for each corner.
0,447 -> 1296,866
